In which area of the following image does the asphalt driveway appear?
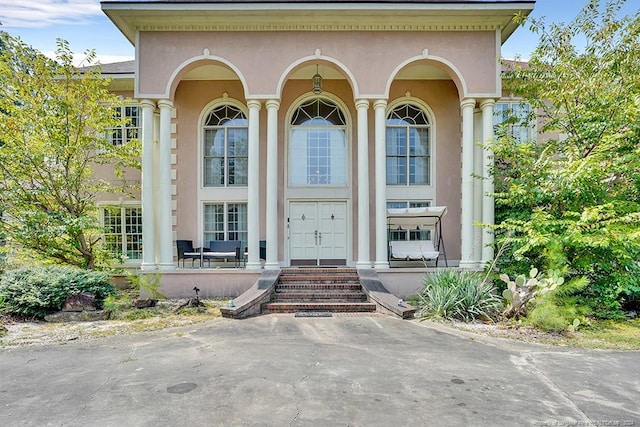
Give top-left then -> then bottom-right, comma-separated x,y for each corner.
1,315 -> 638,426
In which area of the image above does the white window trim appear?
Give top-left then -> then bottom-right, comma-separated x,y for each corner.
98,201 -> 143,265
385,97 -> 437,203
495,97 -> 537,143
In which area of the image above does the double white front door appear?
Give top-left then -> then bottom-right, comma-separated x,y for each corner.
289,201 -> 347,266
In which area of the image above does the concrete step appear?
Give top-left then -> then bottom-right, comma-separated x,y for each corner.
262,302 -> 377,314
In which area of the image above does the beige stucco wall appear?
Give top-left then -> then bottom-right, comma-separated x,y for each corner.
171,75 -> 462,263
138,30 -> 498,98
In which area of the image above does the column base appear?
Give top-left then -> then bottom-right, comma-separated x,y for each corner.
157,262 -> 176,271
245,262 -> 262,271
373,261 -> 390,269
458,260 -> 481,270
356,261 -> 372,269
264,262 -> 280,270
140,262 -> 157,271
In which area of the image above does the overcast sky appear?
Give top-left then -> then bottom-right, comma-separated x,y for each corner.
1,0 -> 638,64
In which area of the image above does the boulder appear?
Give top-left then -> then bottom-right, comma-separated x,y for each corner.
62,292 -> 96,312
45,310 -> 110,322
132,298 -> 157,308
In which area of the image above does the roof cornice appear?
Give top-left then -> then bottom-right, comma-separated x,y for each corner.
102,1 -> 534,44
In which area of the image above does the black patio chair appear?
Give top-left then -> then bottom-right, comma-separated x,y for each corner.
176,240 -> 201,268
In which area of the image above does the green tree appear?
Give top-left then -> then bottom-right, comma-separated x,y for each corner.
0,34 -> 140,269
493,0 -> 640,318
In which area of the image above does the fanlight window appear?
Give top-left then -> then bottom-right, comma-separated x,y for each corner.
289,98 -> 347,186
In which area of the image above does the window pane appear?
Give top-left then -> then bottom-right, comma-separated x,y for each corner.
290,128 -> 345,186
203,204 -> 225,245
204,129 -> 225,186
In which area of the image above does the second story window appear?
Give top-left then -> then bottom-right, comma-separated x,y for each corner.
108,105 -> 140,145
203,105 -> 248,187
386,104 -> 431,186
494,101 -> 534,143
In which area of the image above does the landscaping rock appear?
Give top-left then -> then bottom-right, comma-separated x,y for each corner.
132,298 -> 157,309
44,310 -> 110,322
172,298 -> 204,312
62,292 -> 96,312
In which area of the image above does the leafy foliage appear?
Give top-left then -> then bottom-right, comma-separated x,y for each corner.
0,33 -> 140,269
419,270 -> 501,322
0,266 -> 116,318
493,0 -> 640,318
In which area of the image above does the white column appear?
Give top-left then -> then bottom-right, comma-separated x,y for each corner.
140,99 -> 157,270
373,100 -> 389,269
157,99 -> 174,270
473,109 -> 483,267
460,98 -> 476,268
265,100 -> 280,270
480,99 -> 496,264
246,100 -> 262,270
355,99 -> 371,269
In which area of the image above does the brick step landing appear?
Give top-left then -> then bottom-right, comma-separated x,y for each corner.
274,291 -> 367,303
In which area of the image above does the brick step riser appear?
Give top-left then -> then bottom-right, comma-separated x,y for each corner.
280,269 -> 357,274
274,296 -> 368,303
275,290 -> 364,296
276,282 -> 361,288
276,283 -> 361,290
278,277 -> 359,283
262,303 -> 377,313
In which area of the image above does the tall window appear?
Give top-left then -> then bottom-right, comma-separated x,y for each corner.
108,105 -> 140,145
102,206 -> 142,261
289,98 -> 346,186
203,105 -> 248,187
386,104 -> 431,185
386,201 -> 432,241
203,203 -> 248,250
494,101 -> 533,143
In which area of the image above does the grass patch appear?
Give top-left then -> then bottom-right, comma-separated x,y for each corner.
573,319 -> 640,350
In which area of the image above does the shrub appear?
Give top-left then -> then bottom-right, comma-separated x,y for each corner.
0,266 -> 116,318
419,270 -> 501,322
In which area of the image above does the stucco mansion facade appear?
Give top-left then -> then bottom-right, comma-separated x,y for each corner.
99,0 -> 535,282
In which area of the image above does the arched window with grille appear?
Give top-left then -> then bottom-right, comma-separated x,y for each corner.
202,104 -> 248,187
289,98 -> 347,187
386,104 -> 431,186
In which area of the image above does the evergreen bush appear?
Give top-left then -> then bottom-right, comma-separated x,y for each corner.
0,266 -> 116,318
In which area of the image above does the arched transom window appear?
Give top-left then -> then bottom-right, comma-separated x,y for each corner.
289,98 -> 347,186
386,104 -> 431,185
203,105 -> 248,187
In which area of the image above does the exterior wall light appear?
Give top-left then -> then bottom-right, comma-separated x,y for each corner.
312,65 -> 323,94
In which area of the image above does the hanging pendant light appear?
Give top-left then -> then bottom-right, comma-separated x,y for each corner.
312,64 -> 323,94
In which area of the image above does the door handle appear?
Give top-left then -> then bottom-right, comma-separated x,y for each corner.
314,230 -> 318,245
318,232 -> 322,245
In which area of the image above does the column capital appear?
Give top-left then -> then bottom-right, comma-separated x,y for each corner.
355,99 -> 370,109
373,99 -> 388,110
157,98 -> 173,109
139,99 -> 156,109
460,98 -> 476,109
479,98 -> 496,109
266,99 -> 280,110
247,99 -> 262,110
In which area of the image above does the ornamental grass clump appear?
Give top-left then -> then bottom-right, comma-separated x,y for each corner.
419,270 -> 501,322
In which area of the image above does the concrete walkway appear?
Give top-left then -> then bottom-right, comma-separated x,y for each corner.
1,315 -> 638,426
